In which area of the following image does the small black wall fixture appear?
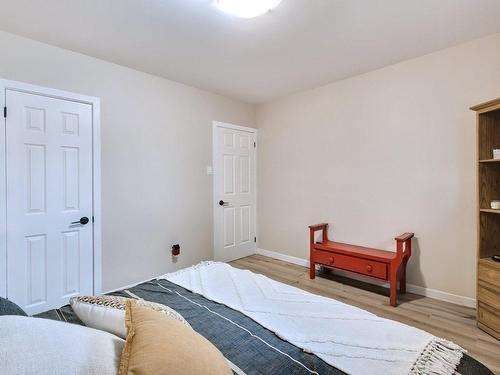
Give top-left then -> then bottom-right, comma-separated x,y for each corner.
172,244 -> 180,256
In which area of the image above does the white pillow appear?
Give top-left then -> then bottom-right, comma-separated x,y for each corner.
70,295 -> 191,338
0,315 -> 124,375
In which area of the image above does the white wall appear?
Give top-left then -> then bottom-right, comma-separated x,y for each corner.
0,31 -> 255,292
256,33 -> 500,300
2,28 -> 499,302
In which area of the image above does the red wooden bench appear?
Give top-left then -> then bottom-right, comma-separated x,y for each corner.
309,223 -> 414,306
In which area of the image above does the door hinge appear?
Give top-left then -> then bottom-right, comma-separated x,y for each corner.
254,237 -> 257,243
92,216 -> 95,223
253,142 -> 256,148
3,107 -> 6,118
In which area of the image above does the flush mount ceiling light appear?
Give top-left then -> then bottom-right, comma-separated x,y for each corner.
215,0 -> 283,18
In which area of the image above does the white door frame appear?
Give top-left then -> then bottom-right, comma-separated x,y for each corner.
212,121 -> 257,261
0,79 -> 102,297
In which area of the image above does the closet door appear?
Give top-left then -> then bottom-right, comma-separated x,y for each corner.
5,89 -> 94,315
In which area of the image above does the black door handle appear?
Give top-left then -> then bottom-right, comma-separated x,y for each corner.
219,200 -> 225,206
71,217 -> 89,225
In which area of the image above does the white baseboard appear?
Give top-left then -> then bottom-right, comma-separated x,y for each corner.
256,248 -> 476,308
257,248 -> 310,267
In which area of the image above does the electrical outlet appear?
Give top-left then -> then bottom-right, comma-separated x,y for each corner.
172,244 -> 180,256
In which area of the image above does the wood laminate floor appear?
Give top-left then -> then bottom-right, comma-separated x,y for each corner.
230,254 -> 500,374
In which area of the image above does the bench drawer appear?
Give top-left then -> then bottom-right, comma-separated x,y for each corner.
313,250 -> 387,280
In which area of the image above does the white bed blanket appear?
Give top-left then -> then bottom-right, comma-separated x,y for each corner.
160,262 -> 464,375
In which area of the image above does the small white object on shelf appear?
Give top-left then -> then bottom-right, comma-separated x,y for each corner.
491,200 -> 500,210
493,149 -> 500,159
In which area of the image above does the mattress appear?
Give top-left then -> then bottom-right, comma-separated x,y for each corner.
37,279 -> 494,375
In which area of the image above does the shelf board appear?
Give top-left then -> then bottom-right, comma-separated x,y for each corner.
479,257 -> 500,270
479,158 -> 500,163
480,208 -> 500,214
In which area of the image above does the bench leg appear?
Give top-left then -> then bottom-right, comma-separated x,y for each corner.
399,268 -> 406,294
389,268 -> 398,307
400,260 -> 408,294
309,261 -> 315,279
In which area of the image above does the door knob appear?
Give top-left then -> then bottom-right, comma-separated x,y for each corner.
71,217 -> 89,225
219,200 -> 228,207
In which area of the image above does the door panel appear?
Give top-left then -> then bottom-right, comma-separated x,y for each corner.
240,205 -> 251,244
240,156 -> 250,193
223,155 -> 235,194
26,234 -> 47,307
62,146 -> 80,211
6,90 -> 93,315
26,144 -> 47,213
214,124 -> 256,262
223,207 -> 236,248
62,230 -> 80,296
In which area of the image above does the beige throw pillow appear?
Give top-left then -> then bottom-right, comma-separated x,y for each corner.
119,300 -> 232,375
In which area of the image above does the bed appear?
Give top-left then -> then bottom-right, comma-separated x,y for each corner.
37,277 -> 493,375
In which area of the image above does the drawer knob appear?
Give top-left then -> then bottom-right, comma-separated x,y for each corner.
366,264 -> 373,272
328,257 -> 334,265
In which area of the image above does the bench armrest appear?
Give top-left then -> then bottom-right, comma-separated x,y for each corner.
309,223 -> 329,243
309,223 -> 328,231
395,232 -> 413,259
395,233 -> 414,242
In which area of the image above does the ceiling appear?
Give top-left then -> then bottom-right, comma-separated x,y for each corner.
0,0 -> 499,103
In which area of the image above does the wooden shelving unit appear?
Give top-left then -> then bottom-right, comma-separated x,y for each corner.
471,97 -> 500,340
479,158 -> 500,163
478,257 -> 500,269
479,209 -> 500,214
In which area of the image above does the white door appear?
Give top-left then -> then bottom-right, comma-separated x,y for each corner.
6,89 -> 94,315
213,122 -> 256,262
